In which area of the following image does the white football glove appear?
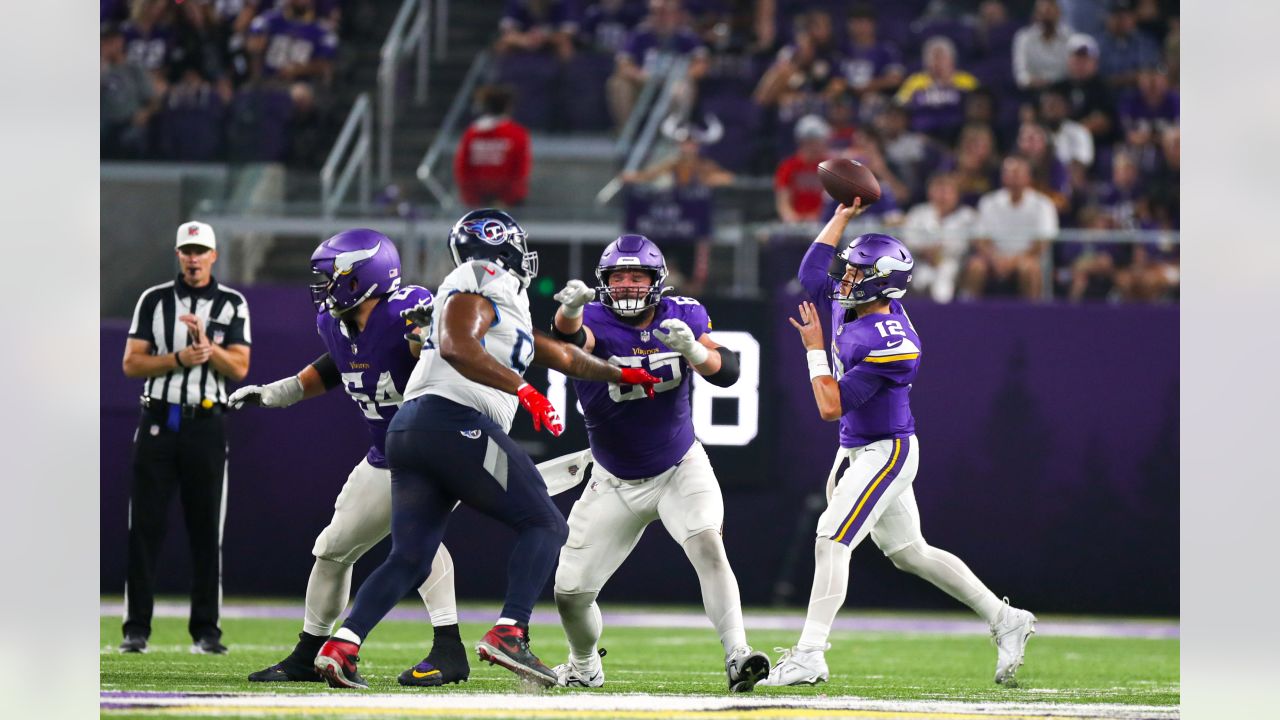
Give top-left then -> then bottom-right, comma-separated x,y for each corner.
228,376 -> 304,410
652,318 -> 709,365
553,279 -> 596,319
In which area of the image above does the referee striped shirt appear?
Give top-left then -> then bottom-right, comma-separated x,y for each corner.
128,274 -> 251,406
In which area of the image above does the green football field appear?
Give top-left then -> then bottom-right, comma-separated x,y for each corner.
99,601 -> 1179,720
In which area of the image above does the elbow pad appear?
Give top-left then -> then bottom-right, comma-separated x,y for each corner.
702,347 -> 740,387
310,353 -> 341,391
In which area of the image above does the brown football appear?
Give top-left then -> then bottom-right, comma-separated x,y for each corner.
817,157 -> 882,207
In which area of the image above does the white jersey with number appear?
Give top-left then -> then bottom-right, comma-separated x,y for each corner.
402,260 -> 534,432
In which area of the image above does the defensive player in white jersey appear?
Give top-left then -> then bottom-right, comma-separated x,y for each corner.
313,210 -> 661,689
759,202 -> 1036,688
229,229 -> 467,686
544,234 -> 770,692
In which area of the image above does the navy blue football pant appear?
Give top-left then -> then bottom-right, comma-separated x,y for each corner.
342,396 -> 568,640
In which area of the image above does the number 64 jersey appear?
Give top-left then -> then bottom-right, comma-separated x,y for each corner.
316,284 -> 434,468
402,260 -> 535,433
575,296 -> 711,480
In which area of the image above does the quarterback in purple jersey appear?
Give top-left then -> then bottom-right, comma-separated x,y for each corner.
228,229 -> 468,688
545,234 -> 771,692
758,202 -> 1037,688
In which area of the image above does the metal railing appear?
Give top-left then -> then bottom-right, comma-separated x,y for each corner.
378,0 -> 433,185
415,50 -> 493,209
320,93 -> 373,217
596,56 -> 690,206
613,55 -> 677,160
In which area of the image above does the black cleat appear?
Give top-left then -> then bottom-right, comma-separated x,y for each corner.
119,633 -> 148,654
249,633 -> 327,682
475,624 -> 556,687
399,627 -> 470,687
191,636 -> 228,655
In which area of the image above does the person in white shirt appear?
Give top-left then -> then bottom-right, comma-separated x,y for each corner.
1012,0 -> 1074,90
1038,87 -> 1094,192
964,156 -> 1059,299
900,173 -> 978,303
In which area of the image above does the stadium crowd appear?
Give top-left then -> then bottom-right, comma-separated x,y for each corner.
101,0 -> 344,164
493,0 -> 1179,302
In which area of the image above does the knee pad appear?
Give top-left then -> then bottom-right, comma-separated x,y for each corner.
683,528 -> 727,572
885,539 -> 928,573
554,545 -> 593,595
554,588 -> 598,611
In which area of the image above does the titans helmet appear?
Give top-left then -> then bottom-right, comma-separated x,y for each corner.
448,209 -> 538,288
827,232 -> 913,308
595,234 -> 669,317
309,228 -> 402,316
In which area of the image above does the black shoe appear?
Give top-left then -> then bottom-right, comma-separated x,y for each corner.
475,624 -> 555,687
191,636 -> 228,655
249,633 -> 326,682
119,633 -> 148,654
398,635 -> 470,687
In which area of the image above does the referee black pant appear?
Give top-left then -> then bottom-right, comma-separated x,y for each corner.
123,410 -> 227,641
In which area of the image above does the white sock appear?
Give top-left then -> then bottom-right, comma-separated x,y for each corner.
334,627 -> 361,645
797,538 -> 852,652
418,544 -> 458,627
496,617 -> 518,626
889,541 -> 1005,624
303,558 -> 353,637
555,591 -> 603,667
682,530 -> 748,655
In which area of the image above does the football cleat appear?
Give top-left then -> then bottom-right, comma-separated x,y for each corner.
314,638 -> 369,689
190,636 -> 228,655
119,633 -> 148,654
725,645 -> 771,692
757,645 -> 830,687
248,660 -> 323,683
553,649 -> 607,688
991,598 -> 1037,685
398,639 -> 470,687
475,624 -> 556,687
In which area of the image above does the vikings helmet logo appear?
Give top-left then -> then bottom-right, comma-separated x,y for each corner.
462,219 -> 508,245
333,241 -> 382,276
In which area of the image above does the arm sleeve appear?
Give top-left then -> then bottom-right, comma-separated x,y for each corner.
702,346 -> 739,387
309,353 -> 341,390
837,365 -> 887,411
797,242 -> 836,306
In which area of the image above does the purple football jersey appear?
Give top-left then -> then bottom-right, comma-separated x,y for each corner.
798,243 -> 920,447
316,285 -> 432,468
250,10 -> 338,77
122,21 -> 174,72
574,297 -> 711,479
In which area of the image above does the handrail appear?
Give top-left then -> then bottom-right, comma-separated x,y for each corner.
415,50 -> 493,209
378,0 -> 432,185
320,93 -> 373,217
613,54 -> 674,160
597,55 -> 689,206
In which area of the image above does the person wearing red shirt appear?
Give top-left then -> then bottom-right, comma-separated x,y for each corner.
454,85 -> 531,207
774,115 -> 833,223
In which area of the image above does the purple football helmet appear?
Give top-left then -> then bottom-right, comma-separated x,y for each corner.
309,228 -> 402,316
827,232 -> 913,308
595,234 -> 669,317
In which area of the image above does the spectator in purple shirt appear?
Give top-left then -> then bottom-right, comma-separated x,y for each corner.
122,0 -> 177,83
496,0 -> 577,61
607,0 -> 709,130
1097,0 -> 1161,89
247,0 -> 337,112
894,36 -> 980,145
837,4 -> 905,101
579,0 -> 647,55
1117,64 -> 1178,149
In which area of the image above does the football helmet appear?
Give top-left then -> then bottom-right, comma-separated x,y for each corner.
827,232 -> 913,308
448,209 -> 538,288
309,228 -> 402,316
595,234 -> 669,317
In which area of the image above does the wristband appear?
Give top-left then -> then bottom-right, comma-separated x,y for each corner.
561,304 -> 584,319
806,349 -> 831,380
174,351 -> 185,369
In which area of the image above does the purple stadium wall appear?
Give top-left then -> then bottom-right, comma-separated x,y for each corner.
100,281 -> 1177,617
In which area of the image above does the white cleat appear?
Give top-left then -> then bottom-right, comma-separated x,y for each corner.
756,645 -> 830,687
552,658 -> 605,688
991,598 -> 1037,685
725,645 -> 771,692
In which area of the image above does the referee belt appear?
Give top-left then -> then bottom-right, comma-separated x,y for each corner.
140,396 -> 224,418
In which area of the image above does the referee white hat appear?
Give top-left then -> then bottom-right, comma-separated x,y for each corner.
176,221 -> 216,251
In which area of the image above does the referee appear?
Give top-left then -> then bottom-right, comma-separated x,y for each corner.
119,221 -> 251,654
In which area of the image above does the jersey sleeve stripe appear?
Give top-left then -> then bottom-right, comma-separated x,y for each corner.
862,352 -> 920,364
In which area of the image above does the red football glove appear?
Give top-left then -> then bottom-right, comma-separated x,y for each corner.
516,383 -> 564,436
618,367 -> 662,399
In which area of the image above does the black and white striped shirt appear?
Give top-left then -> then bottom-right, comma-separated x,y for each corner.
128,275 -> 251,406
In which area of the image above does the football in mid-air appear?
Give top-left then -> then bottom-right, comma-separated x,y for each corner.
818,157 -> 881,208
